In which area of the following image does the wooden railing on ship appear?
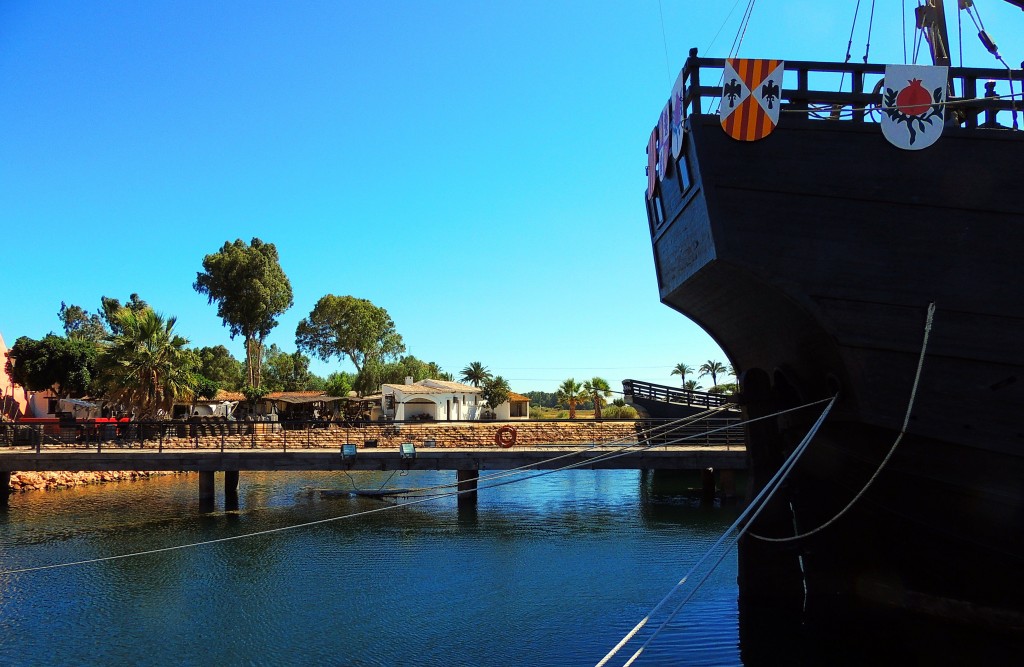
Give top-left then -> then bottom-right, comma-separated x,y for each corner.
676,48 -> 1022,130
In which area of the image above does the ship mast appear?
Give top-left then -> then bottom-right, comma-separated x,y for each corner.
915,0 -> 953,66
919,1 -> 1024,67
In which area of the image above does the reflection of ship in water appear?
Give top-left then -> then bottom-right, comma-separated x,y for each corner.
641,0 -> 1024,641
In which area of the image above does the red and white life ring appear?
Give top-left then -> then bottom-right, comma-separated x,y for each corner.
495,425 -> 517,448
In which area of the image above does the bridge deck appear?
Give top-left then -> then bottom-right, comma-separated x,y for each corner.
0,445 -> 746,472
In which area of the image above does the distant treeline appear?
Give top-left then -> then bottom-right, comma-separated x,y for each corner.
525,390 -> 597,410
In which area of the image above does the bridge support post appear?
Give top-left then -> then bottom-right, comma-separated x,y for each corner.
199,470 -> 215,510
224,470 -> 239,509
0,471 -> 10,506
456,469 -> 478,507
719,469 -> 737,500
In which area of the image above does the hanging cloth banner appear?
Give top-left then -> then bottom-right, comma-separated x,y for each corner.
881,64 -> 948,150
670,69 -> 686,159
657,100 -> 671,181
646,125 -> 658,199
719,58 -> 784,141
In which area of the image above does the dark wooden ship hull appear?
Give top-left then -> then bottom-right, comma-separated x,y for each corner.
648,109 -> 1024,625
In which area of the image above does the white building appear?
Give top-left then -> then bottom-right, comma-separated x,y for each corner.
381,378 -> 483,421
492,391 -> 530,420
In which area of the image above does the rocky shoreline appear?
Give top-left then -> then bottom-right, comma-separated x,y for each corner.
7,470 -> 181,493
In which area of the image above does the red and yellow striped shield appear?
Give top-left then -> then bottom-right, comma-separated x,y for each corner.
719,59 -> 784,141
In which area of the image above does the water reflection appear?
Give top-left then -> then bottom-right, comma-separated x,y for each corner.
0,470 -> 746,666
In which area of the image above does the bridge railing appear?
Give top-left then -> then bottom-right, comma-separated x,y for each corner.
622,379 -> 733,408
0,416 -> 744,452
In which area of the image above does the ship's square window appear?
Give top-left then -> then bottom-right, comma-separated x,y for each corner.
676,151 -> 692,193
651,188 -> 666,228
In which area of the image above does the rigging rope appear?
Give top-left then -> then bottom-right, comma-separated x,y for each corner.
733,0 -> 757,59
749,301 -> 935,544
596,396 -> 837,667
838,0 -> 862,92
396,406 -> 734,496
0,399 -> 835,578
903,0 -> 908,64
704,0 -> 745,55
964,1 -> 1019,129
657,0 -> 672,85
862,0 -> 876,63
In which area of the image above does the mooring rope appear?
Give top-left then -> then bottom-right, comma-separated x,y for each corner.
749,301 -> 935,544
395,405 -> 736,496
0,397 -> 838,577
596,396 -> 836,667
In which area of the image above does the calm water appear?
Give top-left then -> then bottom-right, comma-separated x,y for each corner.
0,470 -> 744,666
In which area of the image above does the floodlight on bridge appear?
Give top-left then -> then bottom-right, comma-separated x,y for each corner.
342,444 -> 357,460
399,442 -> 416,460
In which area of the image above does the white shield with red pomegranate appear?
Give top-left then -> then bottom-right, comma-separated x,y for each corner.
881,64 -> 948,150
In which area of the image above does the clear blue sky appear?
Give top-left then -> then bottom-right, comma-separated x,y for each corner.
2,2 -> 1020,394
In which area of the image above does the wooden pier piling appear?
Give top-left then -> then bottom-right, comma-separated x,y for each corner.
456,469 -> 478,506
199,470 -> 215,510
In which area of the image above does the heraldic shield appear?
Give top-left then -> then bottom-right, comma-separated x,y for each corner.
881,64 -> 948,150
719,58 -> 784,141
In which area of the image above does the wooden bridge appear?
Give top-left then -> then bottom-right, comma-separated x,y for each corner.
0,417 -> 746,508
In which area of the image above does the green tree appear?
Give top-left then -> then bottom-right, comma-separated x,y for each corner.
460,361 -> 492,388
709,382 -> 738,395
5,334 -> 99,397
351,355 -> 443,394
670,362 -> 693,387
100,294 -> 149,335
196,345 -> 245,391
525,391 -> 558,408
603,404 -> 639,419
698,360 -> 728,388
556,378 -> 586,419
193,376 -> 220,401
583,377 -> 612,419
262,345 -> 320,392
481,375 -> 511,415
94,308 -> 197,418
59,302 -> 107,342
59,294 -> 150,342
295,294 -> 405,378
194,238 -> 293,389
683,379 -> 703,404
324,371 -> 356,398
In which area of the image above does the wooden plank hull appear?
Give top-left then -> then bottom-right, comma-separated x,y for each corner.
648,114 -> 1024,619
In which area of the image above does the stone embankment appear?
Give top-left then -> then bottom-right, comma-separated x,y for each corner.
8,470 -> 180,493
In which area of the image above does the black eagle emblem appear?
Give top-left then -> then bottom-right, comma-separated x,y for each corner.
760,79 -> 779,109
723,78 -> 743,108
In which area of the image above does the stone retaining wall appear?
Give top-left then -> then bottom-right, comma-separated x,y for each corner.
4,422 -> 642,493
127,420 -> 641,449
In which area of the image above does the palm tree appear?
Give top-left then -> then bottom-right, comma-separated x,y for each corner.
683,379 -> 703,404
556,378 -> 586,419
669,362 -> 693,387
583,377 -> 612,419
460,361 -> 492,387
95,307 -> 196,418
698,360 -> 728,389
